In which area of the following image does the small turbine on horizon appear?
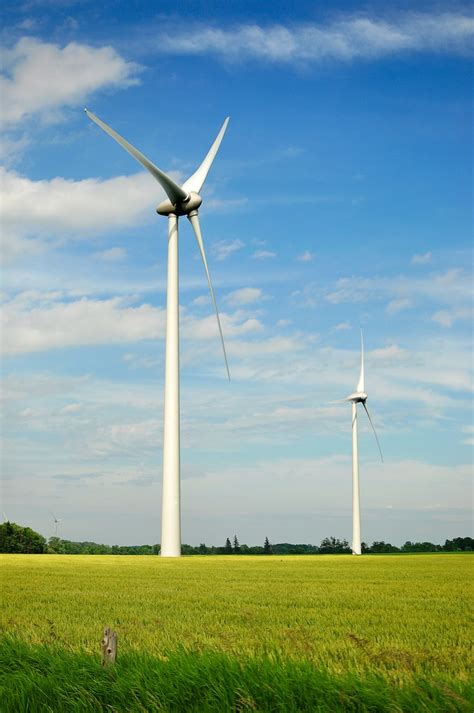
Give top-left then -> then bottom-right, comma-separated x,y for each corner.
85,109 -> 230,557
51,513 -> 62,537
342,331 -> 383,555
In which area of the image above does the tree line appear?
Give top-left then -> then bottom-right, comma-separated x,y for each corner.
1,522 -> 472,555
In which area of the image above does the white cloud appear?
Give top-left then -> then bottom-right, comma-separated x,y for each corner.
154,12 -> 474,65
462,425 -> 474,446
252,249 -> 276,260
325,269 -> 472,309
277,319 -> 291,327
386,298 -> 412,314
1,233 -> 47,266
411,251 -> 432,265
1,296 -> 166,355
333,322 -> 351,331
211,239 -> 245,261
0,135 -> 30,164
96,247 -> 127,262
90,419 -> 162,456
224,287 -> 265,306
1,37 -> 139,125
182,312 -> 263,341
1,168 -> 160,263
297,250 -> 314,262
192,295 -> 211,306
1,287 -> 273,356
432,307 -> 473,328
60,403 -> 82,414
369,344 -> 409,364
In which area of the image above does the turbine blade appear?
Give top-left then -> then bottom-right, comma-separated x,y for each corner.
187,212 -> 230,380
357,329 -> 365,392
85,109 -> 188,205
182,117 -> 230,194
362,402 -> 384,463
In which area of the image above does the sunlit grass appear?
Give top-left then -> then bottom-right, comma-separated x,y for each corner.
1,553 -> 470,684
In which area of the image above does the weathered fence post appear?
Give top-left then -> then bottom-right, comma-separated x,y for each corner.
101,627 -> 118,666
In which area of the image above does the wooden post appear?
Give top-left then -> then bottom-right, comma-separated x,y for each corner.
101,627 -> 117,666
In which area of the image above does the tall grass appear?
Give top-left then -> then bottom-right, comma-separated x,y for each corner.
0,554 -> 471,710
1,637 -> 472,712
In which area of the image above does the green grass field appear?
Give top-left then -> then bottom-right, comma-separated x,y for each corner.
1,554 -> 472,711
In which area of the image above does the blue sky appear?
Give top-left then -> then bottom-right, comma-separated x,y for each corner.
1,1 -> 472,546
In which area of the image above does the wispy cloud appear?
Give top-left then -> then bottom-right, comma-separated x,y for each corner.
154,12 -> 474,65
211,239 -> 245,261
325,269 -> 472,310
386,298 -> 412,314
462,425 -> 474,446
432,307 -> 473,328
297,250 -> 314,262
411,251 -> 432,265
96,247 -> 127,262
252,249 -> 276,260
1,38 -> 140,125
224,287 -> 266,306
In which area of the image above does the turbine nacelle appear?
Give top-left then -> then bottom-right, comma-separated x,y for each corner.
346,391 -> 368,403
157,191 -> 202,217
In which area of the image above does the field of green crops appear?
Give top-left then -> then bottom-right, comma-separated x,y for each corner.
1,554 -> 472,711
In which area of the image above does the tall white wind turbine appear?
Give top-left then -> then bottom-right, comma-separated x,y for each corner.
343,331 -> 383,555
85,110 -> 230,557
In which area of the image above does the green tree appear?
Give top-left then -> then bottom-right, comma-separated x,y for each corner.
263,536 -> 272,554
224,537 -> 233,554
319,537 -> 351,554
444,537 -> 473,551
0,522 -> 46,554
233,535 -> 240,553
369,541 -> 400,553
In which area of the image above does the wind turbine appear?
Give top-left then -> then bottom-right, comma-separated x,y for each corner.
51,513 -> 62,537
85,109 -> 230,557
343,331 -> 383,555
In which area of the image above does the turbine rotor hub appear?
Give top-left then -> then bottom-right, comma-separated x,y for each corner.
157,191 -> 202,217
347,391 -> 368,403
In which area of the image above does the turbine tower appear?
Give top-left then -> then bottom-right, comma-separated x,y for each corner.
344,331 -> 383,555
85,110 -> 230,558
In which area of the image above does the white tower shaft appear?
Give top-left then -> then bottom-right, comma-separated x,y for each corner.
160,214 -> 181,557
351,402 -> 362,555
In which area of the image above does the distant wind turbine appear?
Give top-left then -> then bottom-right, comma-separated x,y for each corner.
51,512 -> 62,537
85,109 -> 230,557
343,331 -> 383,555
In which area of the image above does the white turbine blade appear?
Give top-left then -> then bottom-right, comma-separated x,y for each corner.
362,402 -> 384,463
85,109 -> 188,205
357,329 -> 365,393
182,117 -> 230,194
187,212 -> 230,380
